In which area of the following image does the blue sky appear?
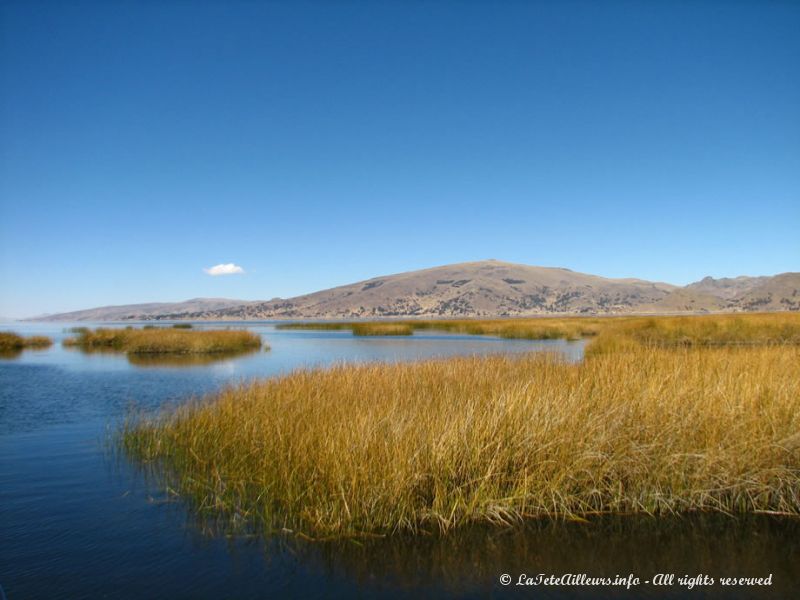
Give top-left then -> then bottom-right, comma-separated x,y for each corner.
1,0 -> 798,318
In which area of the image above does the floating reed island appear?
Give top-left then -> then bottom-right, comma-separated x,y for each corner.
122,313 -> 800,538
64,327 -> 263,355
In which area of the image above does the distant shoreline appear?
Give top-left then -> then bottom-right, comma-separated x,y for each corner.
23,260 -> 800,322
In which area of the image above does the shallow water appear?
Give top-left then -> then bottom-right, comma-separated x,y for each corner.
0,322 -> 796,599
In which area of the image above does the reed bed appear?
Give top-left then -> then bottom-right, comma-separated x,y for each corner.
277,317 -> 611,340
278,313 -> 800,345
586,313 -> 800,356
397,318 -> 605,340
126,352 -> 253,368
277,322 -> 353,331
122,344 -> 800,537
64,327 -> 262,354
277,322 -> 414,336
0,331 -> 53,351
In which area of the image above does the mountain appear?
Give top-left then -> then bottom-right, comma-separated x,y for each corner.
684,275 -> 771,300
186,261 -> 677,320
641,288 -> 729,313
31,298 -> 256,322
30,261 -> 800,321
725,272 -> 800,311
645,273 -> 800,312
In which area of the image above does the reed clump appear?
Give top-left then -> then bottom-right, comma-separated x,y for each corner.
0,331 -> 53,351
64,327 -> 262,354
277,322 -> 359,331
352,323 -> 413,336
122,344 -> 800,537
276,322 -> 414,336
400,318 -> 605,340
65,326 -> 90,334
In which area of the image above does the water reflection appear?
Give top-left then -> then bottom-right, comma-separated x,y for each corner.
0,346 -> 51,360
126,349 -> 260,368
63,345 -> 261,369
127,448 -> 800,600
289,515 -> 799,598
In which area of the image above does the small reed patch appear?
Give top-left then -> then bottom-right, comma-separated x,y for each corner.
0,331 -> 53,352
64,327 -> 263,355
352,323 -> 413,336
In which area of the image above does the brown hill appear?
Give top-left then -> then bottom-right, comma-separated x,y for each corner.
685,275 -> 771,299
197,260 -> 675,319
31,298 -> 256,322
730,272 -> 800,311
32,262 -> 799,321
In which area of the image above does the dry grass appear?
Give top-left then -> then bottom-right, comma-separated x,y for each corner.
64,327 -> 263,354
122,343 -> 800,538
0,331 -> 53,352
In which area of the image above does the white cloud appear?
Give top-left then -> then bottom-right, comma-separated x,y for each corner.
204,263 -> 245,276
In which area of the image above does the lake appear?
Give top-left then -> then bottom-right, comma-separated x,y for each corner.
0,323 -> 797,599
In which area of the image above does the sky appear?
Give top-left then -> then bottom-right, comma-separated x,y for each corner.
1,0 -> 798,318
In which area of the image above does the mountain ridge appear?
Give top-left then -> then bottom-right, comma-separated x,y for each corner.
28,260 -> 800,321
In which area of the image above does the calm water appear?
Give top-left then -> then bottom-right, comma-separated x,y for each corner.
0,323 -> 797,599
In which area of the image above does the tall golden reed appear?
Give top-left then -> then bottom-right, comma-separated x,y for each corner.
123,342 -> 800,537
